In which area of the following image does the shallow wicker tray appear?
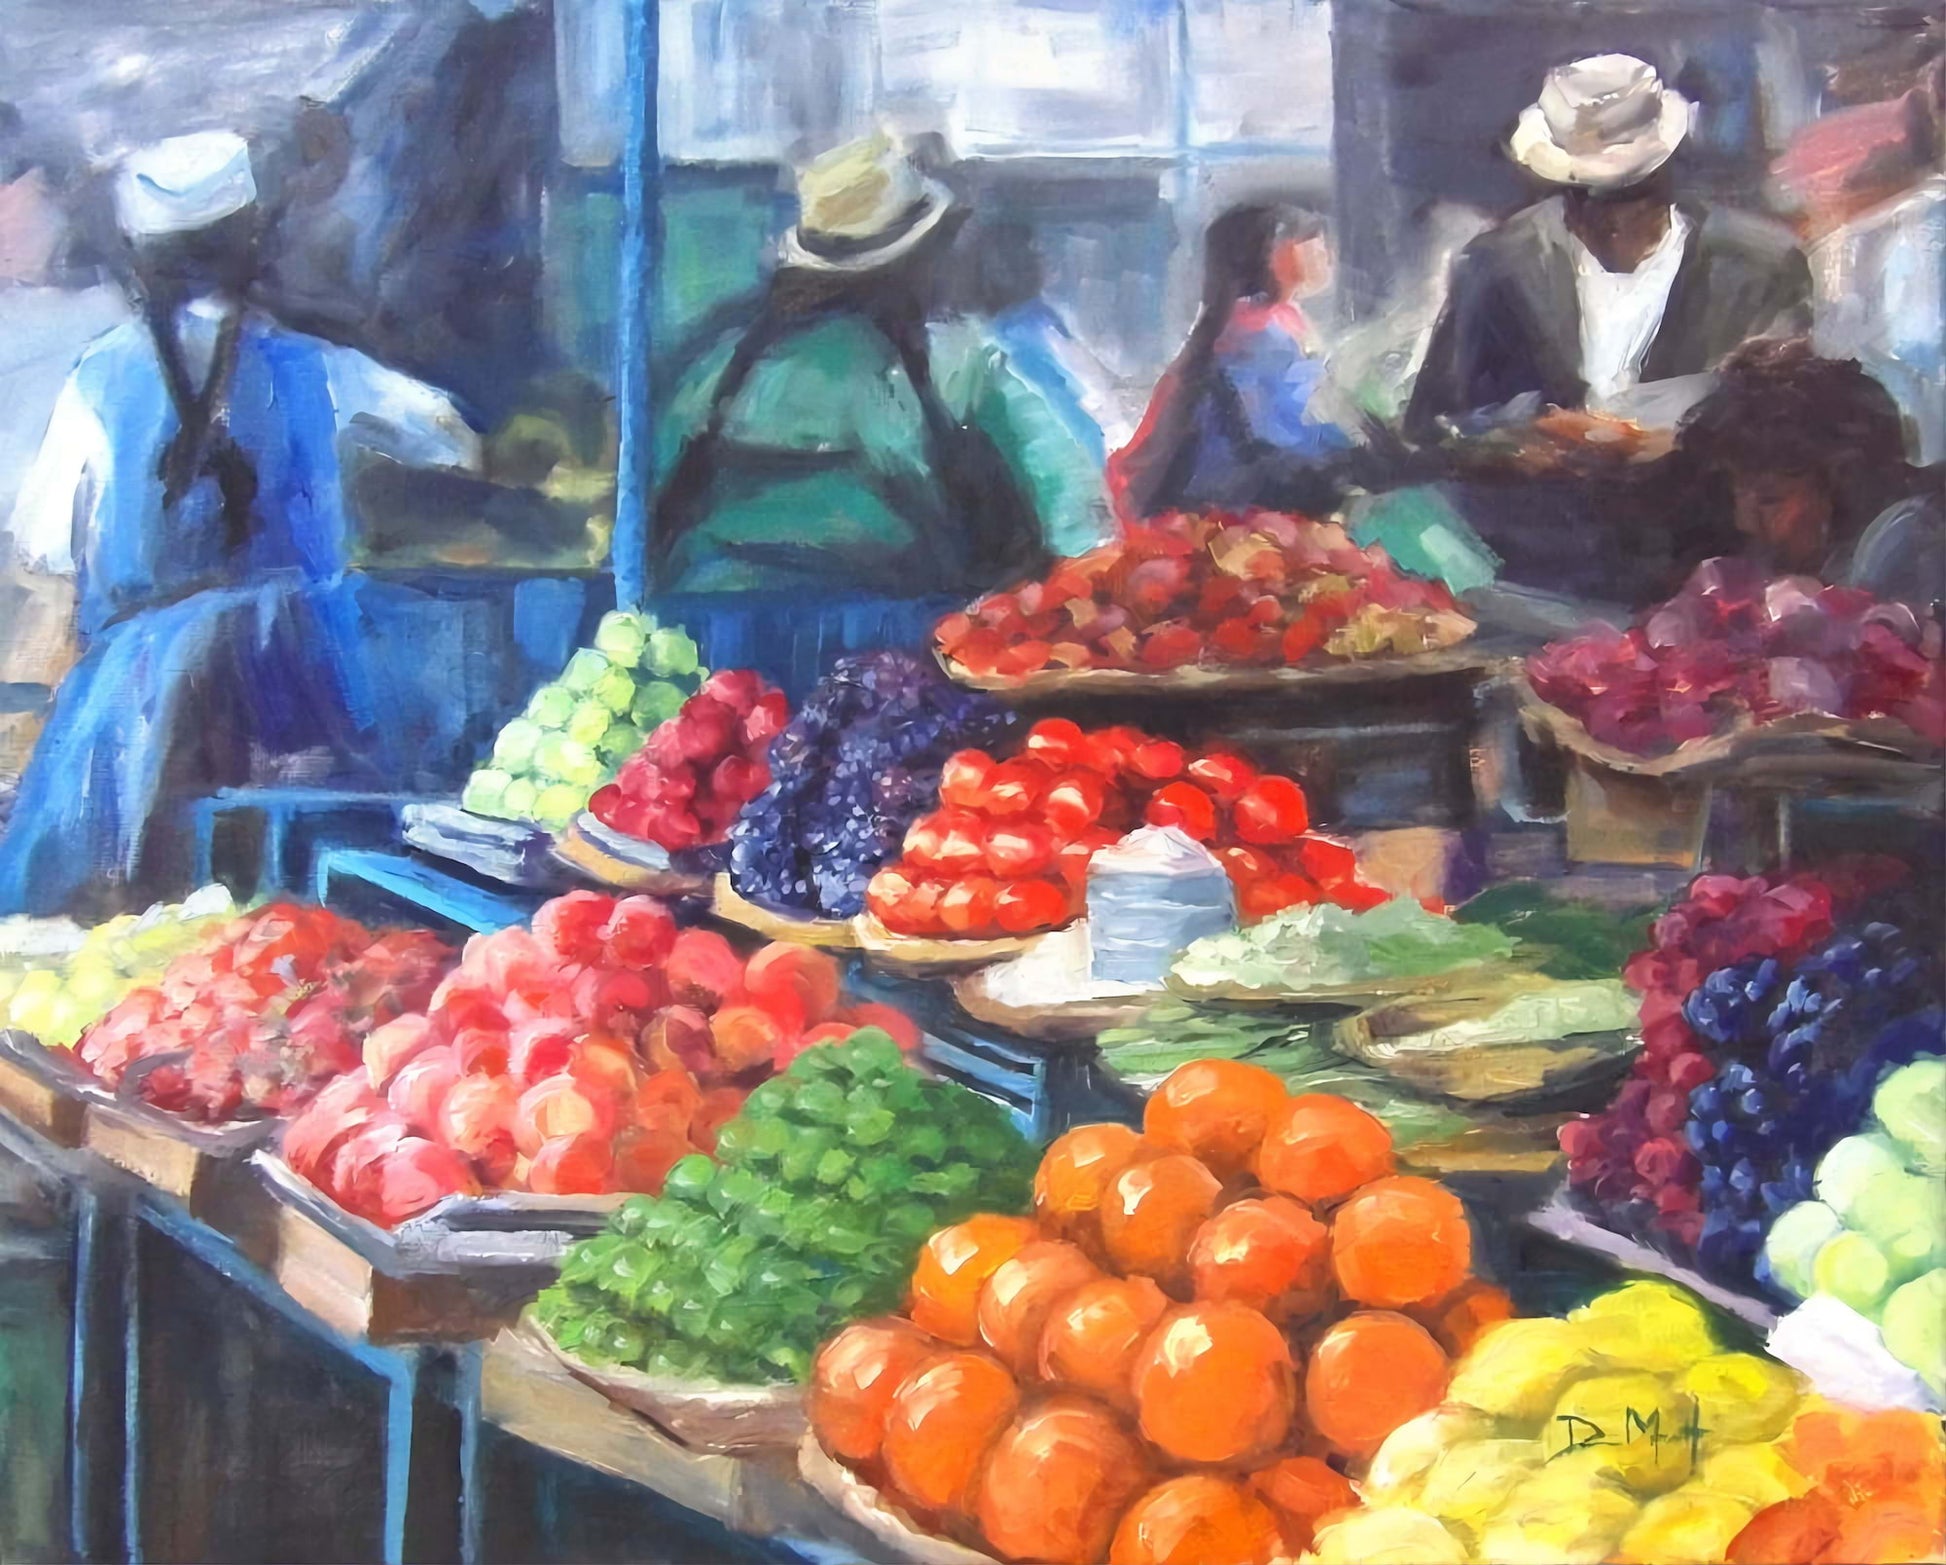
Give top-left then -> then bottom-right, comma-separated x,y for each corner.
852,915 -> 1037,975
797,1436 -> 1000,1565
939,644 -> 1495,697
1334,987 -> 1639,1109
521,1315 -> 806,1453
1162,953 -> 1532,1010
711,874 -> 860,950
553,814 -> 716,896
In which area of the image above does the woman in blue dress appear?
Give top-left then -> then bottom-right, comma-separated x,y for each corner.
0,132 -> 477,915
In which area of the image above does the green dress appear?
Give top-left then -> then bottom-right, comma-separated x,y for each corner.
655,316 -> 1105,594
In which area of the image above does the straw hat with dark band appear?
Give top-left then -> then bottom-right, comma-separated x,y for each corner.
1510,54 -> 1693,190
780,132 -> 955,274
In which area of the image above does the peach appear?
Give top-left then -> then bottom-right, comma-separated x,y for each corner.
509,1020 -> 579,1085
644,1004 -> 715,1077
514,1076 -> 616,1158
710,1005 -> 786,1075
283,1072 -> 387,1181
665,929 -> 746,1011
744,943 -> 843,1026
525,1133 -> 614,1196
376,1137 -> 480,1225
329,1119 -> 411,1222
362,1012 -> 436,1091
386,1047 -> 464,1137
438,1073 -> 520,1182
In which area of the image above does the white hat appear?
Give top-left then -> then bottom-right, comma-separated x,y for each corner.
779,132 -> 954,274
1510,55 -> 1693,190
114,131 -> 258,239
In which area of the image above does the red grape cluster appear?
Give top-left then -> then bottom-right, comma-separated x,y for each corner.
1560,873 -> 1837,1245
591,671 -> 790,851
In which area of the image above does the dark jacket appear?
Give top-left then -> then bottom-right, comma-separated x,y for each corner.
1406,199 -> 1812,439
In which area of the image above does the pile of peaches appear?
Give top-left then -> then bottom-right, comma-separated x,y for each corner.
808,1060 -> 1510,1565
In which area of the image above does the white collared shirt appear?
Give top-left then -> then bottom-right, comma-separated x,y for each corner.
1568,207 -> 1691,402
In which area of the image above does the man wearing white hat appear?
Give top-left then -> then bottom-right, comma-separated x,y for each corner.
1404,54 -> 1810,600
0,129 -> 478,914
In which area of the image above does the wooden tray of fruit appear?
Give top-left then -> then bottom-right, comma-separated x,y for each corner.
711,874 -> 860,950
0,1029 -> 94,1148
852,915 -> 1037,976
81,1062 -> 281,1214
948,928 -> 1162,1044
940,644 -> 1496,698
519,1314 -> 806,1453
553,814 -> 716,896
798,1436 -> 1000,1565
402,803 -> 571,890
253,1152 -> 617,1342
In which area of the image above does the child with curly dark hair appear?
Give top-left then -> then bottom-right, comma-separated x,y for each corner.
1675,337 -> 1942,614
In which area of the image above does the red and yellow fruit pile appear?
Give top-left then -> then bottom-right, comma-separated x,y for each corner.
282,890 -> 918,1225
77,904 -> 451,1123
1728,1405 -> 1945,1565
864,720 -> 1383,939
935,513 -> 1473,683
808,1061 -> 1502,1564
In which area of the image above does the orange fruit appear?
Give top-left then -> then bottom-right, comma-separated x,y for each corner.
977,1240 -> 1103,1376
1304,1310 -> 1449,1460
1100,1154 -> 1222,1292
1330,1176 -> 1472,1308
1249,1456 -> 1358,1554
975,1393 -> 1154,1565
1254,1094 -> 1393,1207
809,1316 -> 944,1464
1143,1060 -> 1287,1180
1133,1302 -> 1295,1466
1037,1276 -> 1170,1412
1034,1123 -> 1150,1251
1188,1195 -> 1331,1323
1406,1278 -> 1514,1357
1109,1475 -> 1283,1565
881,1352 -> 1020,1518
909,1215 -> 1041,1345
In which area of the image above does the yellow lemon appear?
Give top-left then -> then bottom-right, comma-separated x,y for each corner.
1308,1506 -> 1469,1565
1614,1485 -> 1756,1565
1364,1406 -> 1499,1503
1417,1439 -> 1543,1535
1696,1442 -> 1813,1510
1679,1353 -> 1804,1447
1447,1318 -> 1602,1428
1573,1282 -> 1720,1373
1481,1456 -> 1640,1565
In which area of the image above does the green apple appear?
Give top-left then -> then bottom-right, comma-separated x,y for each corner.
561,648 -> 611,693
593,610 -> 649,669
524,683 -> 574,729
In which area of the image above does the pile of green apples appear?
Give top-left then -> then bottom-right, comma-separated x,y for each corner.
462,611 -> 706,830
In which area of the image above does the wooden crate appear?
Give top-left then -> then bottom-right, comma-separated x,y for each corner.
0,1032 -> 89,1147
1564,754 -> 1709,868
81,1100 -> 273,1221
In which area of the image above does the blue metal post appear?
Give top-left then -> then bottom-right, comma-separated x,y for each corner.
67,1184 -> 100,1561
122,1215 -> 143,1565
611,0 -> 662,612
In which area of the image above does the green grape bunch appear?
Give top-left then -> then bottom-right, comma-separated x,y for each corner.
535,1030 -> 1034,1385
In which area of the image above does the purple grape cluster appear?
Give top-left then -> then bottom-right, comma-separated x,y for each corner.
728,651 -> 1012,918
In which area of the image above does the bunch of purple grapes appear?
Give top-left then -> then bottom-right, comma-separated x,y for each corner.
728,651 -> 1011,918
1683,923 -> 1941,1284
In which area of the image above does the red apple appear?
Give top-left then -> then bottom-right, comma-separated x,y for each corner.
939,876 -> 1000,937
665,929 -> 746,1012
835,1003 -> 922,1052
993,877 -> 1072,935
983,821 -> 1053,878
376,1138 -> 480,1226
362,1012 -> 436,1092
386,1047 -> 464,1136
525,1134 -> 614,1196
709,1005 -> 787,1075
283,1073 -> 387,1181
643,1004 -> 715,1077
1042,772 -> 1109,835
329,1119 -> 412,1223
509,1020 -> 579,1085
743,943 -> 843,1027
1145,782 -> 1219,841
513,1076 -> 616,1159
1233,776 -> 1311,845
1187,751 -> 1258,803
438,1074 -> 520,1183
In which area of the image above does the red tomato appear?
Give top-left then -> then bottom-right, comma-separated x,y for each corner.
982,762 -> 1046,818
1281,615 -> 1329,665
1055,830 -> 1121,894
1145,782 -> 1219,841
1233,776 -> 1311,844
901,811 -> 951,867
1216,845 -> 1277,886
1129,739 -> 1186,782
1042,772 -> 1109,835
1294,835 -> 1358,889
1023,719 -> 1088,771
1188,751 -> 1259,803
939,751 -> 995,811
1240,874 -> 1320,921
1089,727 -> 1147,778
939,876 -> 1000,937
985,821 -> 1054,877
994,878 -> 1072,934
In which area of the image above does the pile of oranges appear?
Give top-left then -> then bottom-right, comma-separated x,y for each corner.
807,1060 -> 1512,1565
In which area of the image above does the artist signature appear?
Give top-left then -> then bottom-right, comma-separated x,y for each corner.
1549,1398 -> 1709,1467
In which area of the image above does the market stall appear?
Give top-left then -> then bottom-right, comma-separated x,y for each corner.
1,1 -> 1943,1562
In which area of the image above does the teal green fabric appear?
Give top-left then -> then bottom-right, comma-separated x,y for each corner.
1346,484 -> 1502,596
655,316 -> 1104,593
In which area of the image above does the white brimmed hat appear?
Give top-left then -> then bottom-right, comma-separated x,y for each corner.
114,131 -> 258,238
779,132 -> 954,274
1510,55 -> 1693,190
